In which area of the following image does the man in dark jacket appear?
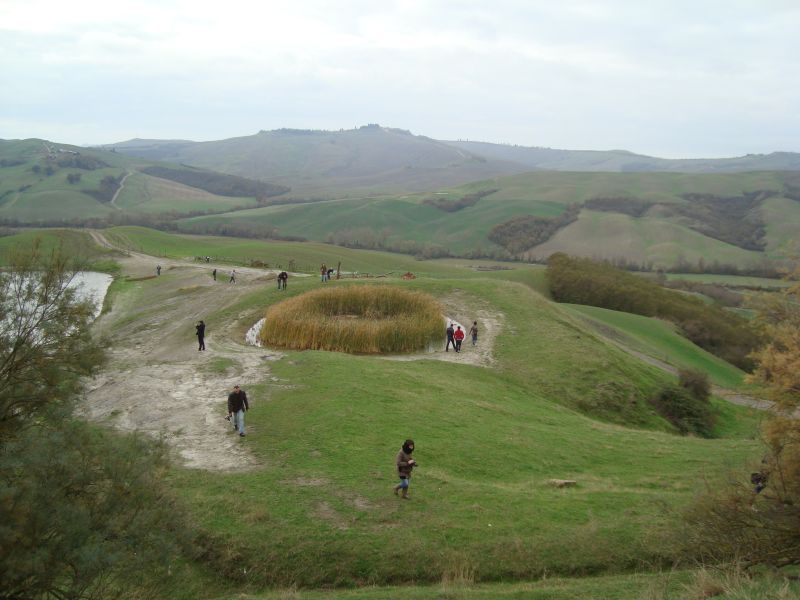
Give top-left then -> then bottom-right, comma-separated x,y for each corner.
445,323 -> 455,352
196,320 -> 206,351
227,385 -> 249,437
393,439 -> 416,499
278,271 -> 288,290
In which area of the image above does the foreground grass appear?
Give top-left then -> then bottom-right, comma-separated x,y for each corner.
232,571 -> 694,599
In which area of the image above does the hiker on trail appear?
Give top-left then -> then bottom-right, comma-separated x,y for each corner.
212,268 -> 217,281
327,268 -> 335,281
156,264 -> 161,276
453,325 -> 465,352
227,385 -> 249,437
320,263 -> 327,282
469,321 -> 478,346
445,323 -> 455,352
393,439 -> 417,499
278,271 -> 288,290
196,320 -> 206,351
229,269 -> 236,284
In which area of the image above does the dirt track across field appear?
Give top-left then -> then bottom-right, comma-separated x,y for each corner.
82,231 -> 287,471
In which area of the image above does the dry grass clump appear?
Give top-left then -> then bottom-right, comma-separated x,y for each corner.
259,285 -> 443,354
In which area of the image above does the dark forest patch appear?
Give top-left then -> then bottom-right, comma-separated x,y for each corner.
140,166 -> 289,199
667,191 -> 777,251
488,204 -> 580,254
422,188 -> 498,212
584,196 -> 653,217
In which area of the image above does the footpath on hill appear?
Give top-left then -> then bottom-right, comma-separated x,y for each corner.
82,230 -> 289,471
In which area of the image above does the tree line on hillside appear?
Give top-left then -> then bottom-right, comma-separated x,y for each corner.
583,196 -> 653,217
140,166 -> 289,198
546,253 -> 761,369
422,188 -> 498,212
488,204 -> 580,254
669,191 -> 775,251
84,174 -> 124,203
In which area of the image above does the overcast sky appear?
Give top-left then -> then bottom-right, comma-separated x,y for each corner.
1,0 -> 798,157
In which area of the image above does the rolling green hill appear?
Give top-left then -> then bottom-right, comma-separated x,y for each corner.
0,139 -> 284,223
179,169 -> 800,269
3,227 -> 777,597
79,227 -> 764,592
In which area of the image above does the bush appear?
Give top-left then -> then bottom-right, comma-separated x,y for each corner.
651,382 -> 714,437
0,419 -> 187,599
260,285 -> 443,353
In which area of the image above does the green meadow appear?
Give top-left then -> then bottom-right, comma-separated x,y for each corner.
0,228 -> 776,596
178,169 -> 800,267
563,304 -> 746,390
94,229 -> 759,590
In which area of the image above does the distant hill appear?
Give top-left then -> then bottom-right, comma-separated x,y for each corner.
108,126 -> 800,199
106,125 -> 529,196
0,139 -> 282,225
441,140 -> 800,173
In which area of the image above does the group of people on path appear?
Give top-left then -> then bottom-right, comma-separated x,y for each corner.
320,263 -> 335,282
445,321 -> 478,352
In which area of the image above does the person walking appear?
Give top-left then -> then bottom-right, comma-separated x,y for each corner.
320,263 -> 327,282
468,321 -> 478,346
393,439 -> 417,499
156,264 -> 161,276
445,323 -> 455,352
227,385 -> 249,437
278,271 -> 288,290
212,268 -> 217,281
453,325 -> 465,352
196,320 -> 206,351
229,269 -> 236,284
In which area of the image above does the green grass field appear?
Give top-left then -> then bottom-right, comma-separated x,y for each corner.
0,228 -> 115,264
562,304 -> 747,390
161,269 -> 761,588
178,170 -> 797,267
2,227 -> 775,596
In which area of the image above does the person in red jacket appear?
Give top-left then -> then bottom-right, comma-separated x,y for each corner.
453,325 -> 465,352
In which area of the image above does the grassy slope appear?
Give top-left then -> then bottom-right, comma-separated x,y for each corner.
529,210 -> 764,267
104,226 -> 501,277
161,269 -> 759,588
1,227 -> 765,594
762,196 -> 800,255
115,171 -> 261,214
179,170 -> 793,264
0,139 -> 261,220
664,273 -> 792,288
0,228 -> 115,263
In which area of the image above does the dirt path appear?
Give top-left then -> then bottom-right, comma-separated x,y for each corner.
382,290 -> 503,367
80,231 -> 287,471
109,171 -> 132,209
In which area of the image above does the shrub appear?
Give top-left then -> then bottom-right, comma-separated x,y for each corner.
259,285 -> 443,353
651,382 -> 714,437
